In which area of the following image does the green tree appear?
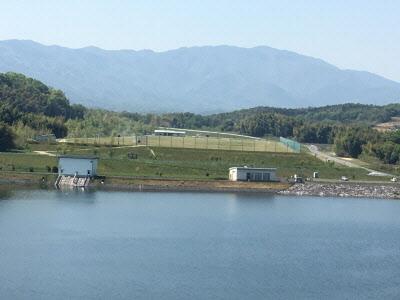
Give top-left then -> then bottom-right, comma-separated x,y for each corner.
0,122 -> 15,151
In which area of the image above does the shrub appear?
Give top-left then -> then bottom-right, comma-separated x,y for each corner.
0,123 -> 15,151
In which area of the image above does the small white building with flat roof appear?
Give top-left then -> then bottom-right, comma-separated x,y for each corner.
154,129 -> 186,137
229,167 -> 278,182
58,155 -> 99,178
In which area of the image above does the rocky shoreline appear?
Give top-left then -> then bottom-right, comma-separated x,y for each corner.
280,182 -> 400,199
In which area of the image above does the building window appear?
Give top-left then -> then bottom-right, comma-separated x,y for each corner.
254,173 -> 262,181
263,173 -> 270,181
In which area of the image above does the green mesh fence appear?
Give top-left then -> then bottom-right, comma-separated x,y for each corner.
280,137 -> 301,153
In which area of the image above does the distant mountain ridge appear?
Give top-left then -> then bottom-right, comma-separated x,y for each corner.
0,39 -> 399,113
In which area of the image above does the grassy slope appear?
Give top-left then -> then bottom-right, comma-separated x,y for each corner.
39,147 -> 378,179
0,143 -> 371,181
64,135 -> 292,153
0,152 -> 57,173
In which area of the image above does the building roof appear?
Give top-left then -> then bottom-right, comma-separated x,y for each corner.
154,129 -> 186,134
229,166 -> 277,171
58,155 -> 99,160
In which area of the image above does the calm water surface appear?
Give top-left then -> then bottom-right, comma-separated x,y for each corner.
0,189 -> 400,299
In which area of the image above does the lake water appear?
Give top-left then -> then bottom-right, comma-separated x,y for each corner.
1,189 -> 400,299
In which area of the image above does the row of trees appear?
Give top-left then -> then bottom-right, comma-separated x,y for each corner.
332,127 -> 400,164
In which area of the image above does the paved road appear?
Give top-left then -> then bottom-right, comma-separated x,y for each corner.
306,144 -> 392,177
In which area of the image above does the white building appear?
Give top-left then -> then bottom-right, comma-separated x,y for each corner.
229,167 -> 278,182
154,129 -> 186,137
58,155 -> 99,177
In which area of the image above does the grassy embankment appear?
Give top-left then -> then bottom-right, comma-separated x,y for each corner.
0,142 -> 373,181
64,135 -> 294,153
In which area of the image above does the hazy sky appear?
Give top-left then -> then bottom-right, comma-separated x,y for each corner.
1,0 -> 399,81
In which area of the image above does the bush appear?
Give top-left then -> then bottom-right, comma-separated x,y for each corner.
334,126 -> 380,158
0,123 -> 15,151
52,166 -> 58,173
372,142 -> 400,164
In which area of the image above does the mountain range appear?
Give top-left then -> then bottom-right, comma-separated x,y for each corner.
0,39 -> 399,113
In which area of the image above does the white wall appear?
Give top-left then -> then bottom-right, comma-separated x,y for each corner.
58,158 -> 98,177
229,169 -> 277,182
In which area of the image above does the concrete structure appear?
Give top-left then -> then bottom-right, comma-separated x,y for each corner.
229,167 -> 278,182
58,155 -> 99,178
154,129 -> 186,137
293,174 -> 304,183
34,134 -> 56,143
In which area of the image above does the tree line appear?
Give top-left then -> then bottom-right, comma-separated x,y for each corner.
0,72 -> 85,150
2,72 -> 400,166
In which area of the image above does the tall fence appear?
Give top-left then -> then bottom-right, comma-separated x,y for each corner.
279,137 -> 301,153
63,135 -> 299,153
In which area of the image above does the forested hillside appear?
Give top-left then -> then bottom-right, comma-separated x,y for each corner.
217,103 -> 400,124
66,102 -> 400,143
0,72 -> 85,149
1,71 -> 400,165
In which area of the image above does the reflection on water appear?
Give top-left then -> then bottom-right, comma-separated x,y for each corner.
55,187 -> 97,203
0,188 -> 400,299
0,187 -> 14,200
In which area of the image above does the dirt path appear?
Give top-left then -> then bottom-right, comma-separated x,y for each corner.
34,145 -> 146,156
306,144 -> 392,177
33,150 -> 57,157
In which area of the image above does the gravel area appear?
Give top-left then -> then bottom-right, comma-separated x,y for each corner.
280,182 -> 400,199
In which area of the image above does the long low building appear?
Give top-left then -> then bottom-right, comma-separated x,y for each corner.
229,167 -> 278,182
154,129 -> 186,137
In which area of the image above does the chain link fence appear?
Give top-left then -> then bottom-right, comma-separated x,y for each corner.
64,135 -> 299,153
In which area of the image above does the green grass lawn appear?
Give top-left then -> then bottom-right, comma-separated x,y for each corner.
0,152 -> 57,173
0,144 -> 374,181
61,145 -> 372,180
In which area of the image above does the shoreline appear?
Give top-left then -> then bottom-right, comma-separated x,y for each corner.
0,172 -> 289,193
91,178 -> 289,193
0,172 -> 400,199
